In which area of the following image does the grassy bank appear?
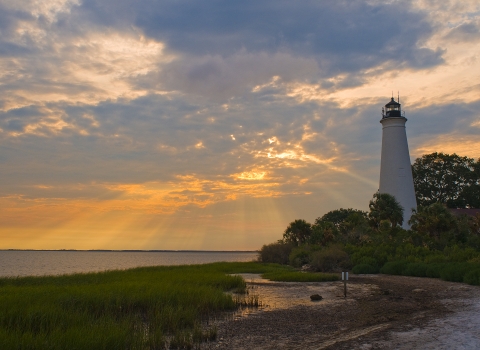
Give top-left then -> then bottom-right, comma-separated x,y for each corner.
0,262 -> 335,349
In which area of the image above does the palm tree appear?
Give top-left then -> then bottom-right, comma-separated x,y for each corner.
368,193 -> 404,229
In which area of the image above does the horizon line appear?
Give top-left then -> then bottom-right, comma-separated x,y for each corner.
1,249 -> 258,253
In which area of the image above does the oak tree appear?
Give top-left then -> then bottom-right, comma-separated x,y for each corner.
412,152 -> 480,208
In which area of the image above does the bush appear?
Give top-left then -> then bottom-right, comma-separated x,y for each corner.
310,246 -> 350,272
425,263 -> 446,278
439,263 -> 471,282
354,256 -> 379,268
347,244 -> 392,268
464,269 -> 480,286
258,242 -> 293,264
352,264 -> 379,274
403,263 -> 428,277
380,261 -> 408,275
289,246 -> 312,267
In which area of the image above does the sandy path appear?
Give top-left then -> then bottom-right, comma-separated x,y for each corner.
355,286 -> 480,349
201,274 -> 480,349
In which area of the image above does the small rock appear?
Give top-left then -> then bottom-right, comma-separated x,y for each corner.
412,288 -> 426,293
310,294 -> 323,301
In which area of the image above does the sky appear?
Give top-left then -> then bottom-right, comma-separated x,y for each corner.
1,0 -> 479,250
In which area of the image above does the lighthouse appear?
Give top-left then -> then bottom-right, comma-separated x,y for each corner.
379,97 -> 417,228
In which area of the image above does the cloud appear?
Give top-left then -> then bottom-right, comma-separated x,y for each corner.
130,0 -> 442,68
445,22 -> 480,42
142,52 -> 318,101
1,0 -> 480,249
63,0 -> 446,101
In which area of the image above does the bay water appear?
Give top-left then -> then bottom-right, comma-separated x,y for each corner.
0,250 -> 258,277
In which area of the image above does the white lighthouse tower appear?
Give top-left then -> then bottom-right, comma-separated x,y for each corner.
379,97 -> 417,228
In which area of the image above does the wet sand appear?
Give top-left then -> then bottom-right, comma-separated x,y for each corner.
201,274 -> 480,349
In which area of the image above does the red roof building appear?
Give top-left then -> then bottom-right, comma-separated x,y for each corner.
449,209 -> 480,217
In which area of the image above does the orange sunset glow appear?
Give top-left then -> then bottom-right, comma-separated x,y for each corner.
1,0 -> 479,250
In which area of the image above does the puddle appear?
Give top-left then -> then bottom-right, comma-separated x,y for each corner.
227,273 -> 379,320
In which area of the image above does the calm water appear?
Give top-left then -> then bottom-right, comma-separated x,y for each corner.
0,251 -> 258,277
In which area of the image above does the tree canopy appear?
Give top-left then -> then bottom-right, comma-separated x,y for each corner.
282,219 -> 312,246
315,208 -> 368,232
412,152 -> 480,208
408,203 -> 458,240
368,192 -> 404,229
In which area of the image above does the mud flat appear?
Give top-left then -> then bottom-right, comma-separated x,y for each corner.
201,274 -> 480,349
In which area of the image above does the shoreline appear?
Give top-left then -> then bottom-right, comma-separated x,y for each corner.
201,274 -> 480,349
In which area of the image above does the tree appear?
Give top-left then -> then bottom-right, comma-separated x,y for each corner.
408,203 -> 458,240
309,221 -> 337,246
368,192 -> 404,229
315,208 -> 368,233
412,152 -> 480,208
314,209 -> 370,245
461,160 -> 480,208
283,219 -> 312,246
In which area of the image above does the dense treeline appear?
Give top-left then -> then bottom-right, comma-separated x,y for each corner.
259,153 -> 480,285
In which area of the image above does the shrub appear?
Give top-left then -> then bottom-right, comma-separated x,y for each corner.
443,246 -> 480,262
425,263 -> 446,278
464,269 -> 480,286
424,254 -> 447,264
310,246 -> 350,272
289,246 -> 312,267
380,261 -> 408,275
403,263 -> 428,277
347,244 -> 392,268
352,264 -> 379,274
258,242 -> 293,264
439,263 -> 471,282
351,256 -> 378,268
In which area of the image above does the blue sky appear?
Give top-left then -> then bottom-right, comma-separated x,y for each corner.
1,0 -> 479,249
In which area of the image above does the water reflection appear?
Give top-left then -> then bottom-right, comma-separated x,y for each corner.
229,273 -> 345,320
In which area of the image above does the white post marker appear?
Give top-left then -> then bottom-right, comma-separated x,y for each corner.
342,272 -> 349,298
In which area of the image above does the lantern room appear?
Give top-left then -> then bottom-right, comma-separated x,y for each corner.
382,97 -> 402,118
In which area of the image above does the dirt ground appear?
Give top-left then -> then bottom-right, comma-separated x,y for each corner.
200,274 -> 480,349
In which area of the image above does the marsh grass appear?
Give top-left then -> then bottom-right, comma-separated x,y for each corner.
233,293 -> 261,308
0,262 -> 328,349
262,271 -> 339,282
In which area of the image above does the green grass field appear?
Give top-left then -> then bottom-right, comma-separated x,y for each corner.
0,262 -> 336,349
